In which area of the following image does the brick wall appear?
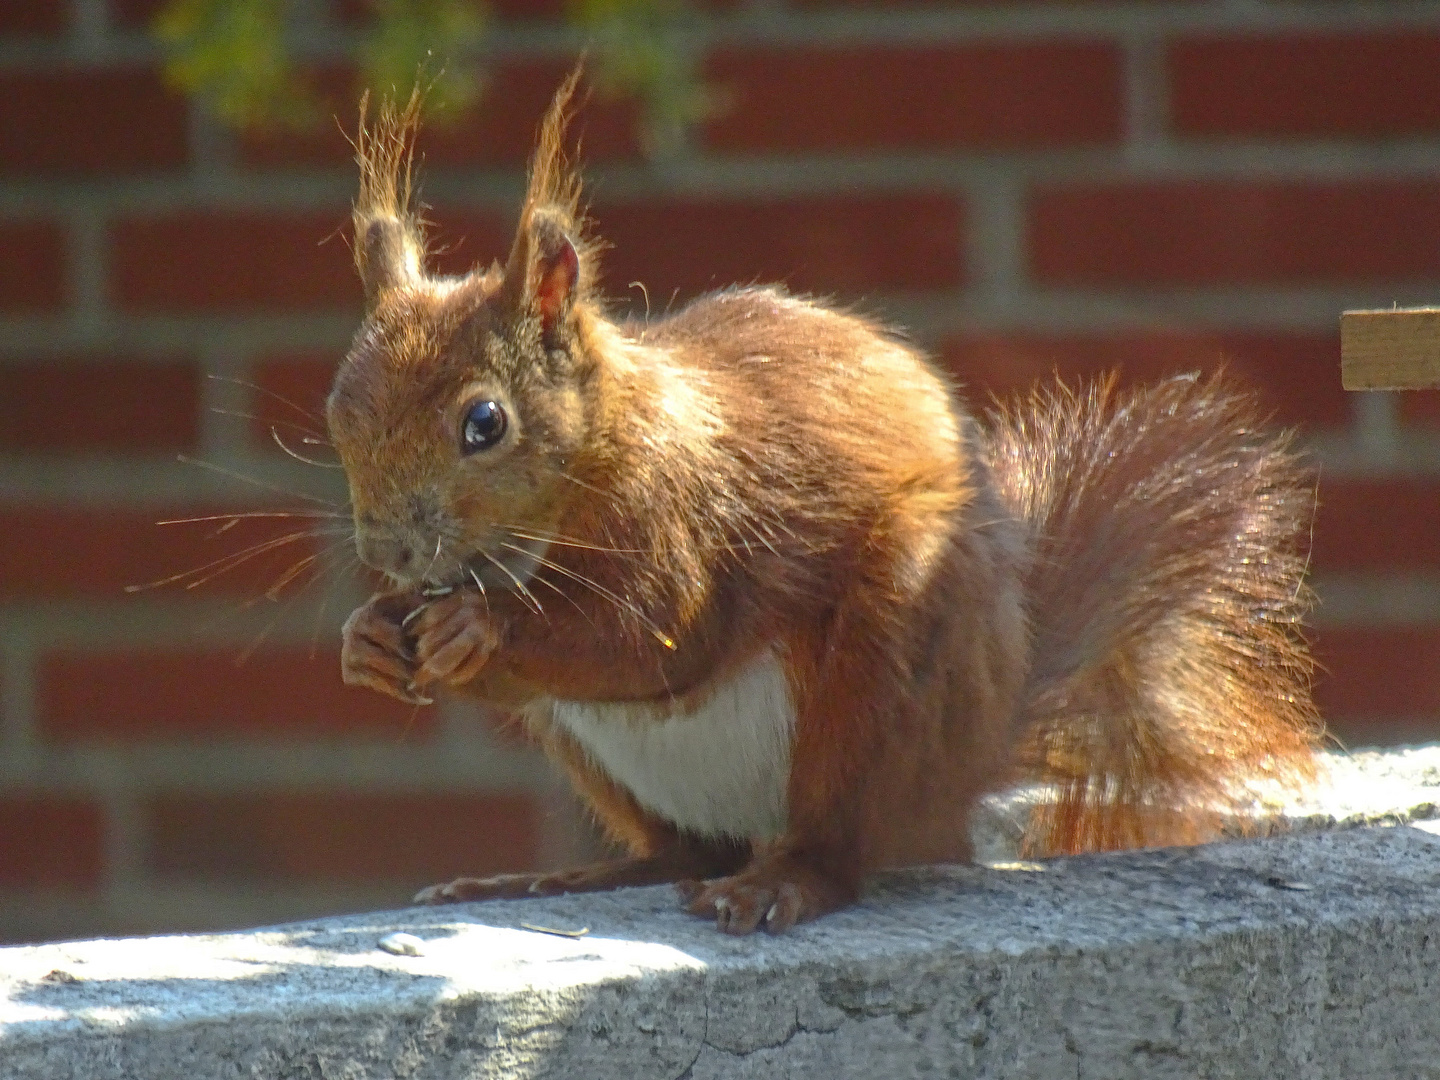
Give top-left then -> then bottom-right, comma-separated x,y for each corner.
2,0 -> 1438,944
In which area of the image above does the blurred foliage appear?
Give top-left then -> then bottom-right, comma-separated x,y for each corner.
153,0 -> 713,155
155,0 -> 316,127
356,0 -> 486,118
567,0 -> 716,156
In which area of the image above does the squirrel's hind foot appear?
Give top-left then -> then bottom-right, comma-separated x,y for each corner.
677,850 -> 857,935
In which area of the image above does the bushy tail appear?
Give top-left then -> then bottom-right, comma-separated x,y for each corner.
985,373 -> 1322,856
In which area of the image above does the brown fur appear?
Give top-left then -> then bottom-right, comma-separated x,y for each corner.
329,76 -> 1322,934
987,375 -> 1321,855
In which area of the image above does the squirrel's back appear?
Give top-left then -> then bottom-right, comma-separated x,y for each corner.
984,374 -> 1321,855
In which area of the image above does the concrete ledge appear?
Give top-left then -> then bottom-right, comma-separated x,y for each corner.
5,747 -> 1440,1079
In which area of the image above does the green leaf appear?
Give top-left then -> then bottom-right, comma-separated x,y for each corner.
154,0 -> 314,129
152,0 -> 717,152
568,0 -> 715,156
358,0 -> 487,120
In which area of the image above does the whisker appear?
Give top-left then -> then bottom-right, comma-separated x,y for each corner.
466,565 -> 492,618
177,455 -> 341,508
155,511 -> 348,525
264,550 -> 326,601
179,538 -> 350,642
559,470 -> 617,504
474,548 -> 546,620
400,699 -> 427,741
309,558 -> 347,660
207,374 -> 327,427
526,568 -> 596,630
179,532 -> 336,593
498,524 -> 648,556
235,538 -> 355,664
497,542 -> 674,650
208,407 -> 329,442
124,528 -> 329,593
499,522 -> 758,560
421,535 -> 445,585
270,427 -> 343,468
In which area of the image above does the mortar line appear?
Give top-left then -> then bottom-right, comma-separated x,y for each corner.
63,201 -> 109,345
0,617 -> 40,787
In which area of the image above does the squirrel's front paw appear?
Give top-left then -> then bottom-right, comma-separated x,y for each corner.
413,872 -> 549,904
341,591 -> 429,704
411,590 -> 502,690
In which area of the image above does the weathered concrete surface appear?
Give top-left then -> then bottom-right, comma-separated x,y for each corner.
972,744 -> 1440,861
4,747 -> 1440,1080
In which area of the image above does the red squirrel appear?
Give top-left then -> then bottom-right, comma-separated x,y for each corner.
331,75 -> 1321,935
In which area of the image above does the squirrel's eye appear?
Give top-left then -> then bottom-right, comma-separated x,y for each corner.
460,399 -> 507,454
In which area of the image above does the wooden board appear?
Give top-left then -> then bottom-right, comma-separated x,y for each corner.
1341,308 -> 1440,389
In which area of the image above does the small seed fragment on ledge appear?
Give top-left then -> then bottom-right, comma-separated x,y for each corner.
378,932 -> 426,956
1265,877 -> 1313,891
520,922 -> 590,938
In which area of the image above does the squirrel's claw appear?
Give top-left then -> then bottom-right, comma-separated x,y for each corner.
411,591 -> 500,689
678,851 -> 853,935
341,591 -> 429,705
413,872 -> 552,904
678,876 -> 814,935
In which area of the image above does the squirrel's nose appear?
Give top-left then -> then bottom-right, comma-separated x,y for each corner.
355,529 -> 416,576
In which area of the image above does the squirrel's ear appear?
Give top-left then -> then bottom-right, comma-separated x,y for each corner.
351,89 -> 426,308
356,216 -> 422,305
503,211 -> 580,336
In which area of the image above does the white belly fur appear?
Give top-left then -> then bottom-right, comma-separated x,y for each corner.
548,650 -> 796,840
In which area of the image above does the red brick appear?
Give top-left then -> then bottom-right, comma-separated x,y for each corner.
0,222 -> 65,312
1310,479 -> 1440,575
0,797 -> 106,888
0,1 -> 65,34
0,359 -> 199,452
249,353 -> 337,452
1399,391 -> 1440,427
796,0 -> 1186,6
145,791 -> 537,882
1030,181 -> 1440,286
240,59 -> 639,169
596,195 -> 964,300
0,505 -> 335,601
0,68 -> 187,175
39,647 -> 423,740
704,43 -> 1122,153
110,0 -> 168,28
111,212 -> 358,313
1313,627 -> 1440,732
1170,32 -> 1440,140
940,330 -> 1346,429
415,210 -> 513,276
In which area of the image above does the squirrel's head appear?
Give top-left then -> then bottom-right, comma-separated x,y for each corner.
328,72 -> 600,589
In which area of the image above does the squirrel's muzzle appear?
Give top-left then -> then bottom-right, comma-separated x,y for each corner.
355,527 -> 420,578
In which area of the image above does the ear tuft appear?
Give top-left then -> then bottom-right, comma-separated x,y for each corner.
501,67 -> 596,335
352,89 -> 427,306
